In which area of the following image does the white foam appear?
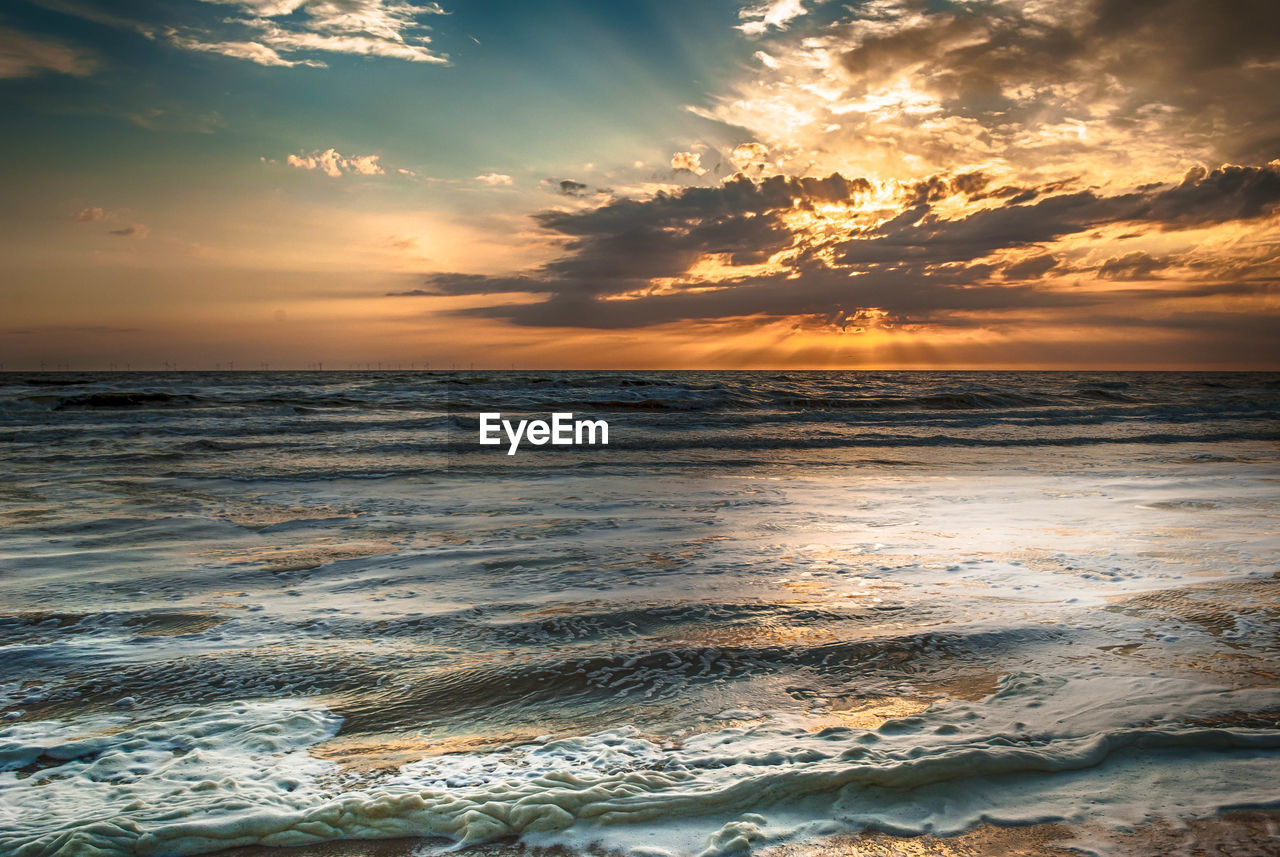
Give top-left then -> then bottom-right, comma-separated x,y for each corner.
0,701 -> 340,856
3,676 -> 1279,857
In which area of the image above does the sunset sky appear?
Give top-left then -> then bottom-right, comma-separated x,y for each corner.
2,0 -> 1278,369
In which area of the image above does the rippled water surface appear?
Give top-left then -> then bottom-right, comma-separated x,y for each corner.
1,371 -> 1278,856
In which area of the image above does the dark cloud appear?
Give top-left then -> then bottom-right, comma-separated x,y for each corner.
835,0 -> 1280,163
841,10 -> 1079,115
1098,252 -> 1167,280
1136,163 -> 1280,225
401,163 -> 1280,329
950,171 -> 991,197
468,173 -> 876,297
557,179 -> 588,196
902,176 -> 953,207
828,190 -> 1147,270
1003,254 -> 1059,280
392,273 -> 547,297
962,177 -> 1080,204
839,163 -> 1280,270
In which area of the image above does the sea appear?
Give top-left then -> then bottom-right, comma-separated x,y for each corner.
1,371 -> 1278,857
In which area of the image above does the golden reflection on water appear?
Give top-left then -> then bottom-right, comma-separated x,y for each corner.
207,539 -> 400,572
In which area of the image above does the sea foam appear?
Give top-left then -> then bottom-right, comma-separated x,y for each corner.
4,676 -> 1279,857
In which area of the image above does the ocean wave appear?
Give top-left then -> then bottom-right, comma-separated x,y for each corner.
4,679 -> 1280,857
772,391 -> 1061,410
3,371 -> 1277,422
50,392 -> 204,410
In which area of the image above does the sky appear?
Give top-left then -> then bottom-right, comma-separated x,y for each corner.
1,0 -> 1278,369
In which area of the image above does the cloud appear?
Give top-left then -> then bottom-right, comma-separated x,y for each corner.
26,1 -> 156,37
69,207 -> 104,223
109,224 -> 150,238
0,26 -> 96,78
390,273 -> 545,297
170,0 -> 450,67
700,0 -> 1280,187
0,325 -> 142,337
1135,163 -> 1280,226
1099,252 -> 1167,280
285,148 -> 385,177
729,142 -> 770,174
475,173 -> 513,186
204,0 -> 448,36
397,160 -> 1280,332
248,24 -> 448,63
202,0 -> 308,14
671,151 -> 707,176
737,0 -> 807,35
345,154 -> 384,175
1002,254 -> 1058,280
384,235 -> 418,251
167,32 -> 324,67
557,179 -> 588,196
125,107 -> 224,133
412,172 -> 874,308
